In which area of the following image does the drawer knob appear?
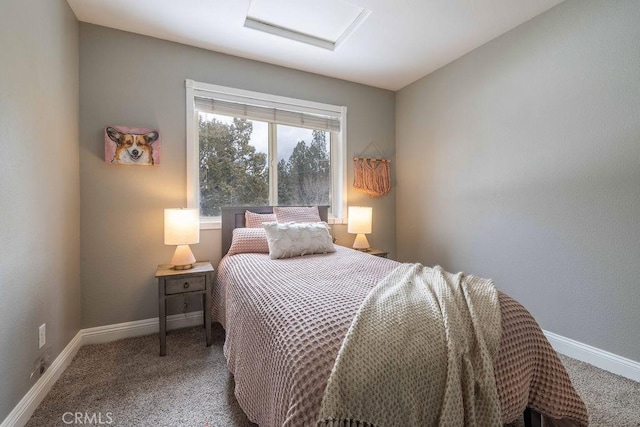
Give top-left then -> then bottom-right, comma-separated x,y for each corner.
183,282 -> 189,289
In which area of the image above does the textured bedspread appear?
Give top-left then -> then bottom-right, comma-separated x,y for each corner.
212,246 -> 588,427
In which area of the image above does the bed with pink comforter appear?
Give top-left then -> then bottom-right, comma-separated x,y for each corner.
212,246 -> 588,427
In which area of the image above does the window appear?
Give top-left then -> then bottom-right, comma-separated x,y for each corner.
186,80 -> 347,228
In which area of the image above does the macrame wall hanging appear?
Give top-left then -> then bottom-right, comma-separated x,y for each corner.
353,142 -> 391,197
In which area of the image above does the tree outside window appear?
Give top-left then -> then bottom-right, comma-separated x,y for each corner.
198,113 -> 331,217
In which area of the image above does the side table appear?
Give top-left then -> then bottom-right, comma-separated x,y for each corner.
155,262 -> 214,356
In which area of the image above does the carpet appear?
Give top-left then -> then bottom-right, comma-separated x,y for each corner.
26,324 -> 640,426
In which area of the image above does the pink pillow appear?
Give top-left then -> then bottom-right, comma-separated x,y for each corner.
273,206 -> 321,223
245,211 -> 276,228
227,228 -> 269,255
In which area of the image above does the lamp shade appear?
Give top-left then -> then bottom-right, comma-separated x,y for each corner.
164,208 -> 200,245
348,206 -> 372,234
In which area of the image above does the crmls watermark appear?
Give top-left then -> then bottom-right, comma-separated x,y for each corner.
62,412 -> 113,425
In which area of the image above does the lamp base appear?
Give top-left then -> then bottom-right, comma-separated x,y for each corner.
352,233 -> 370,251
171,244 -> 196,270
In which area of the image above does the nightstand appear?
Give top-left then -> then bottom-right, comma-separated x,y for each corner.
155,262 -> 214,356
366,248 -> 388,258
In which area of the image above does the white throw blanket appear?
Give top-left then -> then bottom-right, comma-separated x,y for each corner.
317,264 -> 502,427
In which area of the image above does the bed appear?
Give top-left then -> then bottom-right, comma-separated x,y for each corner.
212,206 -> 588,427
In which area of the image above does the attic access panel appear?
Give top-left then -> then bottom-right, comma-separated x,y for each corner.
245,0 -> 370,50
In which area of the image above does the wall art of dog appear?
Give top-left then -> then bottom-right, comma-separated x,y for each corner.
104,125 -> 160,165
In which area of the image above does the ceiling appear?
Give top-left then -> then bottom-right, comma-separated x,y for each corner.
66,0 -> 564,91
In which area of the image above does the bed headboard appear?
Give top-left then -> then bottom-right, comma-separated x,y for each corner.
221,206 -> 329,256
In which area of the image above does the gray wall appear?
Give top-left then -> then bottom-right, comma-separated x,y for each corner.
396,0 -> 640,361
0,0 -> 80,421
79,24 -> 396,328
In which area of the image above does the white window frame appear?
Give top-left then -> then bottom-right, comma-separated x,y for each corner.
185,79 -> 348,229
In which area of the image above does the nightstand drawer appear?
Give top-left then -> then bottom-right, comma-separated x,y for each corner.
165,276 -> 206,295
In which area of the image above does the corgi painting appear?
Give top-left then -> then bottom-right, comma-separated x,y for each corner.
105,126 -> 160,165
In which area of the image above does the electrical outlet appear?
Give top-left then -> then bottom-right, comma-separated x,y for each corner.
39,323 -> 46,349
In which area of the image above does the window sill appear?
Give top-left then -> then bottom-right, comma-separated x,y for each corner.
200,219 -> 221,230
199,216 -> 345,230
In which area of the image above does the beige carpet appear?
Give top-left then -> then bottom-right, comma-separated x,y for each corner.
26,324 -> 640,426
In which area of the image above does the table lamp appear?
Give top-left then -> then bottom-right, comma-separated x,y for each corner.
348,206 -> 372,251
164,208 -> 200,270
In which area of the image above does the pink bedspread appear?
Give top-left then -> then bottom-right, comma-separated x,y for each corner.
212,246 -> 588,427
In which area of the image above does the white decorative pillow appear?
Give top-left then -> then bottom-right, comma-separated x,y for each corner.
263,222 -> 336,259
245,211 -> 277,228
227,228 -> 269,255
273,206 -> 321,223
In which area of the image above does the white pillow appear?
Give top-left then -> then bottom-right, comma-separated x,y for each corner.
263,222 -> 336,259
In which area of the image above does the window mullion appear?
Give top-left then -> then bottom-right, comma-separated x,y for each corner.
268,123 -> 278,205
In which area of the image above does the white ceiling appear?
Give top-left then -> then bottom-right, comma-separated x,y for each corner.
66,0 -> 564,91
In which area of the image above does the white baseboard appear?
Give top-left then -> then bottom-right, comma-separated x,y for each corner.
81,311 -> 204,345
0,331 -> 83,427
1,311 -> 204,427
3,317 -> 637,427
544,330 -> 640,382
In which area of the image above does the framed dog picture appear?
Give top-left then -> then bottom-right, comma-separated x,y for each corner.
104,125 -> 161,166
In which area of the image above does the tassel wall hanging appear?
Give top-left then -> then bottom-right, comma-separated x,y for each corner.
353,142 -> 391,197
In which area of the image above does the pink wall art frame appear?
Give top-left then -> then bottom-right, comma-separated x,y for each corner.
104,125 -> 161,166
